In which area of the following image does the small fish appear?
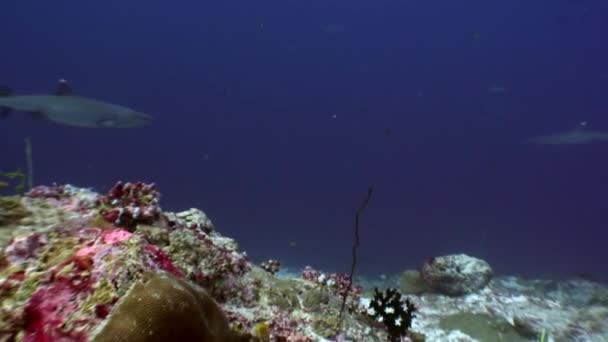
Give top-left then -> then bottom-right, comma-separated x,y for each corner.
0,79 -> 153,128
322,24 -> 345,33
0,180 -> 9,188
488,84 -> 506,94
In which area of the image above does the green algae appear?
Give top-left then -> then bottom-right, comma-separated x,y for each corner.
439,312 -> 527,342
266,278 -> 301,310
408,331 -> 426,342
0,263 -> 22,280
81,279 -> 116,313
15,270 -> 46,302
311,308 -> 342,337
302,288 -> 331,311
89,214 -> 114,229
399,270 -> 430,295
136,224 -> 169,247
162,229 -> 205,271
38,237 -> 78,270
0,196 -> 29,226
0,170 -> 27,195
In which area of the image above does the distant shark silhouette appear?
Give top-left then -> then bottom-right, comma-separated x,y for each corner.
528,121 -> 608,145
0,79 -> 153,128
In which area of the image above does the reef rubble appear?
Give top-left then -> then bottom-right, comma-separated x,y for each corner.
0,182 -> 607,341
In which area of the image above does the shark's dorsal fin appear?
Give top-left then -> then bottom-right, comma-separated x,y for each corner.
55,79 -> 73,96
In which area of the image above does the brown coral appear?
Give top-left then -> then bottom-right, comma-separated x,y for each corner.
91,271 -> 255,342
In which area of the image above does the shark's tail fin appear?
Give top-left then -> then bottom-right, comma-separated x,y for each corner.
0,86 -> 13,118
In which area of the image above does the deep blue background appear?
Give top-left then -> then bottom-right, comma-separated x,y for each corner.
2,0 -> 607,280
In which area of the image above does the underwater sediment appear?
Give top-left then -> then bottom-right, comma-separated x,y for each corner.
0,182 -> 606,341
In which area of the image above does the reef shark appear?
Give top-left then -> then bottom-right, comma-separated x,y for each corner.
0,79 -> 153,128
527,121 -> 608,145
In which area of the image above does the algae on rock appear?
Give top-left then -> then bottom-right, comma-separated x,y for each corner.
0,196 -> 28,226
266,278 -> 302,310
439,312 -> 528,342
399,270 -> 430,295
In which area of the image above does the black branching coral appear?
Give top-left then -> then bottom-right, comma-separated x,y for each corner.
367,288 -> 417,341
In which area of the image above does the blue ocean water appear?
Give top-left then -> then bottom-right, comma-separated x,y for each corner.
1,0 -> 607,281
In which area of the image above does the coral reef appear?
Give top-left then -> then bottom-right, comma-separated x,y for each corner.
1,182 -> 607,342
0,182 -> 386,342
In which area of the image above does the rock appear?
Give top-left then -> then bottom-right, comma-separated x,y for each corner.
420,254 -> 492,296
588,287 -> 608,306
512,315 -> 544,339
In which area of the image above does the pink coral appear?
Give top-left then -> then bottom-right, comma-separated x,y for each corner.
101,229 -> 132,244
144,245 -> 182,277
26,184 -> 65,199
301,266 -> 320,282
269,311 -> 313,342
300,266 -> 362,313
23,282 -> 89,342
301,266 -> 361,300
75,228 -> 131,257
4,234 -> 46,263
75,245 -> 97,258
97,181 -> 161,229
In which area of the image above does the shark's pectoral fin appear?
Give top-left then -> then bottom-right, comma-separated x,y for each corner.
55,79 -> 73,96
97,119 -> 117,127
29,111 -> 47,120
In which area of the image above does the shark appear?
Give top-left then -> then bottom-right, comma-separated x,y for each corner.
0,79 -> 153,128
527,121 -> 608,145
